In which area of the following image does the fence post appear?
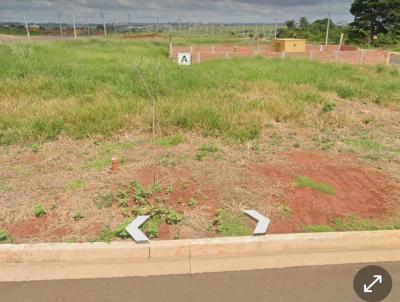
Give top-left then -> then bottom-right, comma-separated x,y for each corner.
211,46 -> 215,54
309,51 -> 314,60
359,50 -> 365,65
334,50 -> 339,62
197,52 -> 201,64
280,52 -> 286,59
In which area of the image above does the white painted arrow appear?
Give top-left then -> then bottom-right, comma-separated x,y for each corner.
125,215 -> 151,243
363,275 -> 383,293
244,210 -> 270,235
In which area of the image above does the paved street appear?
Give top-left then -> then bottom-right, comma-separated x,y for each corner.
1,262 -> 399,302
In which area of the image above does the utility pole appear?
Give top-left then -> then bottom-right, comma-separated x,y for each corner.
242,23 -> 245,37
325,13 -> 331,46
85,16 -> 90,36
58,13 -> 63,37
24,13 -> 30,39
101,12 -> 107,37
274,19 -> 278,39
72,15 -> 77,39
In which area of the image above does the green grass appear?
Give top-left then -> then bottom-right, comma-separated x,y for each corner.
196,143 -> 219,161
93,193 -> 114,209
0,39 -> 399,145
302,216 -> 400,233
295,176 -> 336,195
334,216 -> 400,231
302,224 -> 335,232
0,177 -> 11,193
216,208 -> 251,237
155,134 -> 185,146
65,179 -> 85,191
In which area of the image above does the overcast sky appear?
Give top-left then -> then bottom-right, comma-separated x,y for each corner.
0,0 -> 353,23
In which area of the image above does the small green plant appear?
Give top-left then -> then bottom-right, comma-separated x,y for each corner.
117,190 -> 129,199
295,176 -> 336,195
93,193 -> 114,209
196,143 -> 219,161
274,204 -> 292,220
114,220 -> 131,239
188,198 -> 198,209
117,190 -> 130,208
72,209 -> 85,221
302,224 -> 335,232
321,102 -> 336,113
131,180 -> 152,204
121,208 -> 131,218
96,226 -> 114,243
270,132 -> 283,145
118,198 -> 129,208
166,210 -> 183,225
142,217 -> 160,239
34,204 -> 46,218
166,184 -> 174,194
0,229 -> 9,243
155,182 -> 162,193
30,143 -> 40,153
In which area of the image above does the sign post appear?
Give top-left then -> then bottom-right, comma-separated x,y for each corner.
178,53 -> 192,65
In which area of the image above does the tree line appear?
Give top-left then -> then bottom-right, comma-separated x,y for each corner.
278,0 -> 399,47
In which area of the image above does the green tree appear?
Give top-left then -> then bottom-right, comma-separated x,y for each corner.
350,0 -> 400,44
299,17 -> 310,29
285,20 -> 297,29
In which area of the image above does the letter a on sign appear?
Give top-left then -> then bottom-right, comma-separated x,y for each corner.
178,53 -> 192,65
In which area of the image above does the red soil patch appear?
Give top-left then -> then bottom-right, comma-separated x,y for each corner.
253,152 -> 397,233
136,165 -> 220,219
8,213 -> 71,241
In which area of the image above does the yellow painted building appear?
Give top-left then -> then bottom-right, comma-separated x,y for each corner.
271,39 -> 306,52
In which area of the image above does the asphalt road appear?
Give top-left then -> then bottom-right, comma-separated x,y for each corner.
1,262 -> 399,302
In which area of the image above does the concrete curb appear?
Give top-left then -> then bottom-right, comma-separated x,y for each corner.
1,231 -> 400,282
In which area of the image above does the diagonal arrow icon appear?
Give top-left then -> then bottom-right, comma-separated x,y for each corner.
243,210 -> 270,235
363,275 -> 383,293
125,215 -> 151,243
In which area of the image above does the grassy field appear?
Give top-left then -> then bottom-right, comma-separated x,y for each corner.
0,38 -> 399,146
0,37 -> 399,243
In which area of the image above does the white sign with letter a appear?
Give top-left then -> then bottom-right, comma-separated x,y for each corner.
178,53 -> 192,65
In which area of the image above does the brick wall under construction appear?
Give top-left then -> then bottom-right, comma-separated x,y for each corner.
171,44 -> 390,66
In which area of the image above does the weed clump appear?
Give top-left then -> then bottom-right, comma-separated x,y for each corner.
73,210 -> 85,221
196,143 -> 219,161
93,193 -> 114,209
0,229 -> 9,243
34,204 -> 46,218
